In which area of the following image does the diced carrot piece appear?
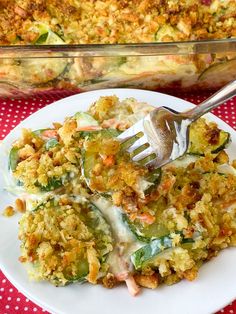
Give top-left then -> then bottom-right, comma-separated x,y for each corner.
77,126 -> 101,131
136,212 -> 155,225
42,129 -> 58,139
115,273 -> 141,296
102,155 -> 115,167
125,276 -> 141,296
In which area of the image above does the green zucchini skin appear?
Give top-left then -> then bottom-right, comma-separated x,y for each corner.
145,168 -> 162,195
131,233 -> 194,270
79,128 -> 120,139
9,147 -> 20,171
33,129 -> 60,150
212,132 -> 230,154
36,177 -> 63,192
64,259 -> 89,283
198,59 -> 236,83
187,119 -> 230,156
131,235 -> 173,270
188,130 -> 230,155
122,214 -> 149,243
45,138 -> 59,150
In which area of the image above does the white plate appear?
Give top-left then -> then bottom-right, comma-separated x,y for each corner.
0,89 -> 236,314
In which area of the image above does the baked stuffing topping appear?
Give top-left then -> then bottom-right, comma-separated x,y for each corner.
0,0 -> 235,44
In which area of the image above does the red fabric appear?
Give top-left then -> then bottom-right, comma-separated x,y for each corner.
0,91 -> 236,314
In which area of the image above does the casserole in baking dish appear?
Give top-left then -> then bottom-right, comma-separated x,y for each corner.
0,0 -> 235,97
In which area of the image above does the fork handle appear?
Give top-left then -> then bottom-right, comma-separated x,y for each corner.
183,80 -> 236,121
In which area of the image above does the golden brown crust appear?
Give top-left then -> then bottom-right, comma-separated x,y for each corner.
0,0 -> 235,44
3,205 -> 15,217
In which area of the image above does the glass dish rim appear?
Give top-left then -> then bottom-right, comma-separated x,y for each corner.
0,38 -> 235,58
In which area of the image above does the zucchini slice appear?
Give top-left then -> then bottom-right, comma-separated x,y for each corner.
18,23 -> 68,85
123,196 -> 168,242
187,118 -> 230,155
75,112 -> 99,128
80,128 -> 120,140
198,59 -> 236,85
20,196 -> 113,285
45,138 -> 59,150
64,259 -> 89,283
131,233 -> 194,270
21,56 -> 67,85
9,147 -> 20,171
154,25 -> 178,41
123,214 -> 169,243
9,129 -> 59,171
81,129 -> 121,183
131,235 -> 173,270
82,129 -> 161,195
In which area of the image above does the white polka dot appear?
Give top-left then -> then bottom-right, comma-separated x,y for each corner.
26,298 -> 29,302
0,295 -> 2,299
24,307 -> 28,311
2,279 -> 6,283
5,305 -> 10,309
33,308 -> 38,312
0,287 -> 4,291
15,306 -> 19,310
7,297 -> 11,301
16,297 -> 21,302
229,310 -> 234,314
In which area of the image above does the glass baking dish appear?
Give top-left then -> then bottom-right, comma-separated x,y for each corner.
0,38 -> 235,98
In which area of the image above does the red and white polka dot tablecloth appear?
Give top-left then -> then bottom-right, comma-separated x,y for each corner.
0,90 -> 236,314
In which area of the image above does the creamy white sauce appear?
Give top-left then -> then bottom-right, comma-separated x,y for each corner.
169,154 -> 198,168
170,119 -> 192,160
217,164 -> 236,175
92,196 -> 143,275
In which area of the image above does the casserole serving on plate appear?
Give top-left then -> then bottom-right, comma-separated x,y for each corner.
0,0 -> 235,97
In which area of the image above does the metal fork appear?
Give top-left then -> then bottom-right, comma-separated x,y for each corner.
118,80 -> 236,169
